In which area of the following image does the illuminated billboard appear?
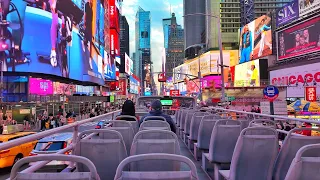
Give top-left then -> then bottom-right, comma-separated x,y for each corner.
234,59 -> 260,87
173,50 -> 238,81
4,3 -> 106,85
298,0 -> 320,17
277,16 -> 320,61
110,29 -> 120,57
270,62 -> 320,98
276,0 -> 299,27
29,78 -> 54,95
239,14 -> 272,64
125,53 -> 133,75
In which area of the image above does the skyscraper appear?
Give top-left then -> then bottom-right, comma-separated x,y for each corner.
165,13 -> 184,78
119,15 -> 129,73
183,0 -> 206,59
135,7 -> 151,95
162,18 -> 171,50
183,0 -> 206,47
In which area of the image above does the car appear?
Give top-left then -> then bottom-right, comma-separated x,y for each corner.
95,120 -> 109,129
29,132 -> 74,169
0,131 -> 37,168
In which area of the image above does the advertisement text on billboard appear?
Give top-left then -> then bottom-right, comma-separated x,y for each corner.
299,0 -> 320,17
277,16 -> 320,61
270,62 -> 320,98
234,59 -> 260,87
239,15 -> 272,64
110,29 -> 120,57
276,0 -> 299,27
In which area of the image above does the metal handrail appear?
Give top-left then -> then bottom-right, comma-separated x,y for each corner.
211,107 -> 320,125
0,110 -> 120,151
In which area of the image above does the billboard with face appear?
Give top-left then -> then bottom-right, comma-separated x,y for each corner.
277,16 -> 320,61
239,15 -> 272,64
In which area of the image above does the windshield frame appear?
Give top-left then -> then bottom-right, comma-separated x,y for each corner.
34,141 -> 65,152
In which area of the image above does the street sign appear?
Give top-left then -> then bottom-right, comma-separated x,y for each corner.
263,85 -> 279,102
227,96 -> 235,101
170,90 -> 180,96
158,73 -> 166,82
305,87 -> 316,102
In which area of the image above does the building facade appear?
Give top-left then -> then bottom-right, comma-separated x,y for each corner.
165,13 -> 184,78
135,7 -> 151,95
183,0 -> 206,50
206,0 -> 290,50
163,18 -> 171,50
119,15 -> 129,73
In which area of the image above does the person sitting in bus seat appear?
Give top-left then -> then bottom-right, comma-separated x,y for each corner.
139,100 -> 176,133
116,100 -> 139,121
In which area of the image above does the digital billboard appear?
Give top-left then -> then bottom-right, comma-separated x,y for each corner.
173,50 -> 238,81
234,59 -> 260,87
29,78 -> 53,95
125,53 -> 133,75
270,62 -> 320,98
276,0 -> 299,27
277,16 -> 320,61
298,0 -> 320,17
110,29 -> 120,57
239,14 -> 272,64
4,3 -> 107,85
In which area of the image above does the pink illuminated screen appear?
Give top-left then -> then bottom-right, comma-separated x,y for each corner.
202,76 -> 221,88
29,78 -> 54,95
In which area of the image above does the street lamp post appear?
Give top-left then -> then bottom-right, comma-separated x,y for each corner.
183,13 -> 226,103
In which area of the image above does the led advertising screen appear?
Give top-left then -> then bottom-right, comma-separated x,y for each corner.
4,4 -> 106,85
234,59 -> 260,87
129,76 -> 139,94
109,0 -> 119,32
144,63 -> 152,93
277,16 -> 320,61
298,0 -> 320,17
110,29 -> 120,57
125,53 -> 133,75
239,15 -> 272,64
104,51 -> 116,80
276,0 -> 299,27
29,78 -> 53,95
270,62 -> 320,98
95,0 -> 105,45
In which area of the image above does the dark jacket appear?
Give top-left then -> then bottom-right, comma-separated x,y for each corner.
140,110 -> 176,133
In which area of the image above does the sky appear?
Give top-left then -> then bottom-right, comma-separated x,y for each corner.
121,0 -> 183,73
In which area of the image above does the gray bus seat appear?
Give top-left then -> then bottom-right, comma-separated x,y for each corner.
193,119 -> 218,161
189,115 -> 221,149
185,112 -> 209,143
75,129 -> 127,180
219,127 -> 279,180
188,116 -> 205,150
175,110 -> 181,125
107,127 -> 135,156
139,120 -> 171,131
115,116 -> 139,134
114,153 -> 198,180
237,119 -> 249,130
183,111 -> 201,143
284,143 -> 320,180
273,128 -> 320,180
202,120 -> 241,180
10,154 -> 100,180
109,120 -> 135,134
143,116 -> 167,121
180,110 -> 195,138
130,130 -> 180,171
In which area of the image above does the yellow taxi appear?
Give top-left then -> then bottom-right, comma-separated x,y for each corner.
0,131 -> 37,168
